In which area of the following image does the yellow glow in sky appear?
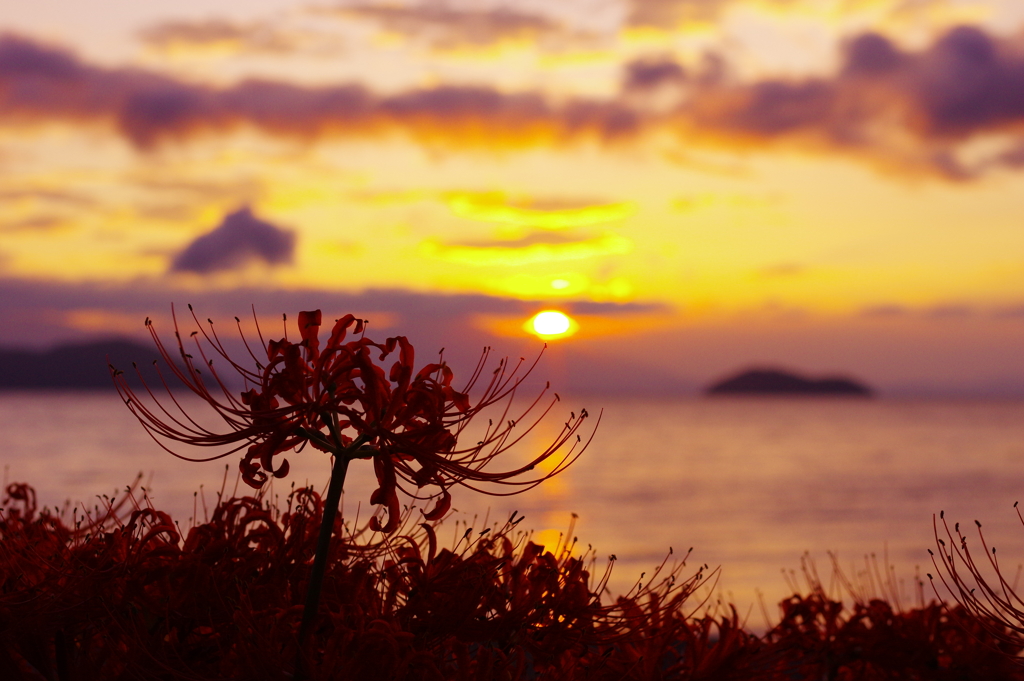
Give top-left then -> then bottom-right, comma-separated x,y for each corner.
419,232 -> 634,267
446,193 -> 638,229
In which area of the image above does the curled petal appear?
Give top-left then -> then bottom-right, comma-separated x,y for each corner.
369,489 -> 401,533
419,523 -> 438,563
267,338 -> 288,361
257,437 -> 281,476
370,456 -> 401,533
436,363 -> 455,386
422,486 -> 451,522
269,344 -> 307,403
414,362 -> 443,382
240,446 -> 269,489
370,455 -> 397,502
446,387 -> 471,413
387,341 -> 414,392
326,314 -> 358,349
241,389 -> 279,412
258,439 -> 276,475
298,310 -> 322,358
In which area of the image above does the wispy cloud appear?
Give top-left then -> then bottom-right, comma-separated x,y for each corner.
0,215 -> 67,233
0,188 -> 96,206
861,304 -> 908,317
325,3 -> 584,50
757,263 -> 805,278
623,0 -> 969,30
625,0 -> 734,29
138,20 -> 312,56
862,302 -> 982,319
926,303 -> 975,319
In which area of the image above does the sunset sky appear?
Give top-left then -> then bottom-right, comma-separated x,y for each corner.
4,0 -> 1024,395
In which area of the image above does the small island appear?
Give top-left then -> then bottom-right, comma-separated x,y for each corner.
705,368 -> 874,397
0,339 -> 162,389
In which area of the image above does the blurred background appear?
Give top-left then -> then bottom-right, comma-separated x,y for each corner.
3,0 -> 1024,621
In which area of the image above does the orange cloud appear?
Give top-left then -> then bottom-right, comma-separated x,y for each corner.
419,231 -> 633,266
325,4 -> 586,51
62,308 -> 147,334
445,192 -> 637,228
625,0 -> 734,29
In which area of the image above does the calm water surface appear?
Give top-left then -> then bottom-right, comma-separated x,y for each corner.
3,391 -> 1024,627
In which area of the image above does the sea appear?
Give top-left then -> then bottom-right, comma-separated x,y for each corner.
3,391 -> 1024,631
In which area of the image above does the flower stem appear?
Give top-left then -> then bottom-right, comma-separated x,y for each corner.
297,448 -> 352,676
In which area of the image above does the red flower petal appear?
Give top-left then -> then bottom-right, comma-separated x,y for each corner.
422,487 -> 451,522
298,310 -> 322,358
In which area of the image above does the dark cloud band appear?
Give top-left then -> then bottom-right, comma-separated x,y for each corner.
0,33 -> 634,149
4,27 -> 1024,178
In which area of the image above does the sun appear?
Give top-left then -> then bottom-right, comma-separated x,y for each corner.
526,310 -> 578,340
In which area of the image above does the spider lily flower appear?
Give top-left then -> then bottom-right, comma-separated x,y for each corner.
112,306 -> 596,533
929,509 -> 1024,652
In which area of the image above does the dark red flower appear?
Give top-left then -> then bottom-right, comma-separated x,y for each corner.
113,306 -> 595,532
929,509 -> 1024,654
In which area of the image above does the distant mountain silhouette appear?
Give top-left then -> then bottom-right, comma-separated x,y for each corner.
0,339 -> 164,390
705,368 -> 874,397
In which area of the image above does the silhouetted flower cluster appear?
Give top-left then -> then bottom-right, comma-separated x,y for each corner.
0,482 -> 711,679
764,566 -> 1023,680
109,305 -> 604,675
112,307 -> 594,533
3,482 -> 1023,680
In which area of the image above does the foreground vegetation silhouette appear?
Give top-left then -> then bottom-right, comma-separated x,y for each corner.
109,306 -> 594,673
930,506 -> 1024,657
2,481 -> 1024,680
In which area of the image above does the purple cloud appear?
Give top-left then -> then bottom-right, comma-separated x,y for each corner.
623,56 -> 688,92
0,33 -> 627,150
170,207 -> 296,273
842,32 -> 906,76
680,27 -> 1024,177
5,27 -> 1024,177
915,26 -> 1024,136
